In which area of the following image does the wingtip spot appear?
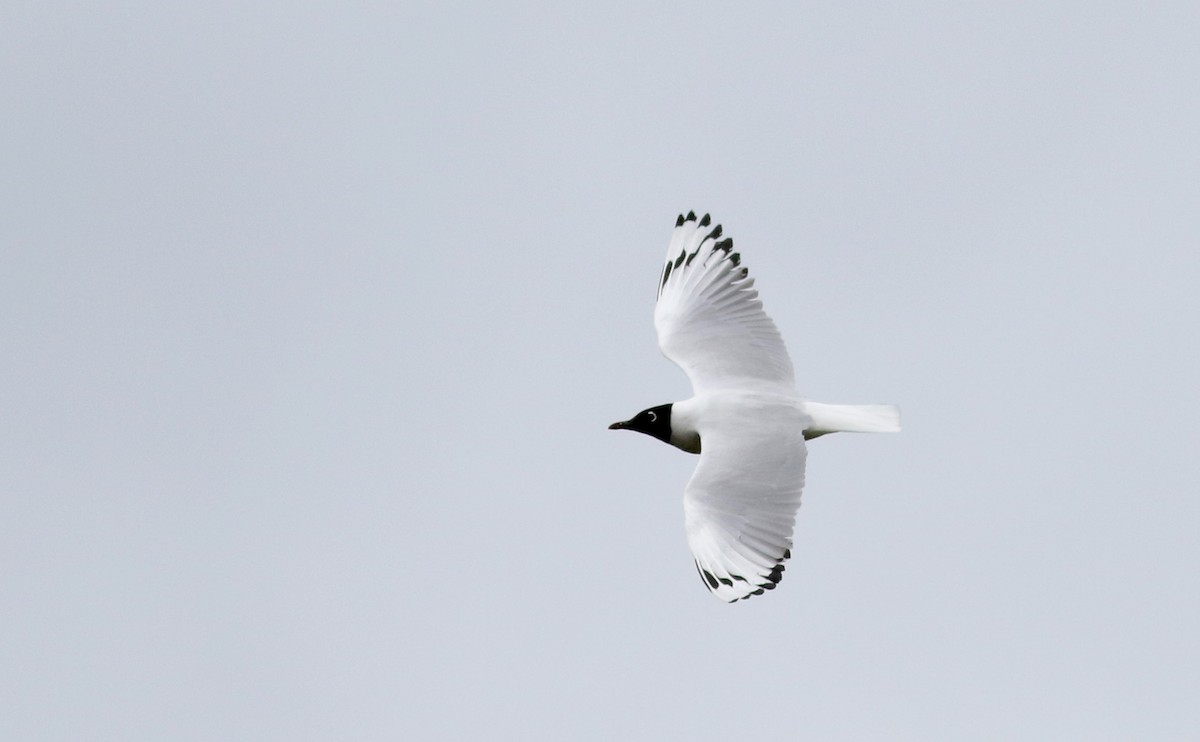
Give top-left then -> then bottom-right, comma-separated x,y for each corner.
686,210 -> 697,222
699,213 -> 711,227
675,214 -> 685,227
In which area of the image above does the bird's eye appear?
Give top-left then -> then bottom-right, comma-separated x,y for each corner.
647,411 -> 657,422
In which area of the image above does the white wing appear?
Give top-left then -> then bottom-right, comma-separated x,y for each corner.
655,212 -> 795,395
684,398 -> 808,603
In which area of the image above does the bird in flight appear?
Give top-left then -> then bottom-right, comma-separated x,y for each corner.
610,212 -> 900,603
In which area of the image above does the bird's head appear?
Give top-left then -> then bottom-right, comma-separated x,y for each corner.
609,404 -> 673,444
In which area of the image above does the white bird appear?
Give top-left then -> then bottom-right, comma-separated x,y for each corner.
610,212 -> 900,603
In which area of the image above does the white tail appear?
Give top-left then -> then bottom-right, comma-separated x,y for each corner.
803,401 -> 901,440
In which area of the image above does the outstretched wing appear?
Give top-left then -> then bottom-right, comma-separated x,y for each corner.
654,212 -> 795,395
684,401 -> 808,603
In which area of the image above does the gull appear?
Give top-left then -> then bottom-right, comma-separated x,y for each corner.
609,212 -> 900,603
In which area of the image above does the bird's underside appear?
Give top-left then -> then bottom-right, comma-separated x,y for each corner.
613,211 -> 899,604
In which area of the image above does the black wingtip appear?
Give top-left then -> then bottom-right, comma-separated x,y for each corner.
767,564 -> 785,584
675,214 -> 685,227
698,213 -> 711,227
685,210 -> 697,222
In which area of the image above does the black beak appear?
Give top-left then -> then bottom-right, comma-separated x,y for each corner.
608,420 -> 630,430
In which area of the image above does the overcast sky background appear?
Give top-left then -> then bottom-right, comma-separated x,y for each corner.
3,3 -> 1199,740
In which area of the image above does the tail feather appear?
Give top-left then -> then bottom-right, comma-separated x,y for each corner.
803,402 -> 901,440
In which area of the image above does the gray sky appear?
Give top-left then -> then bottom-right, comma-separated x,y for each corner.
3,2 -> 1198,740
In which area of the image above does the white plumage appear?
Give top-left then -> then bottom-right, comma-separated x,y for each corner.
612,212 -> 900,603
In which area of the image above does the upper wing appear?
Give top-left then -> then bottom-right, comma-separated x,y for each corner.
684,400 -> 808,603
654,212 -> 795,395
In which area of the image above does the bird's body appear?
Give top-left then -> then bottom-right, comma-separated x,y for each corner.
610,212 -> 900,603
